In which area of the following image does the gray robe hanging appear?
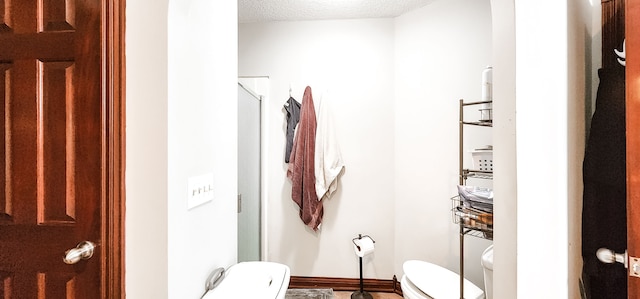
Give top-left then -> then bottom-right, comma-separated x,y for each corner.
284,97 -> 301,163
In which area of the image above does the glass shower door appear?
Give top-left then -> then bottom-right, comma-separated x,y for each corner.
237,83 -> 261,262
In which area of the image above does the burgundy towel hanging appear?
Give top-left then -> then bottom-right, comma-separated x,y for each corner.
287,86 -> 323,231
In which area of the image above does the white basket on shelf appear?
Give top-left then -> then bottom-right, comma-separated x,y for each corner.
471,149 -> 493,171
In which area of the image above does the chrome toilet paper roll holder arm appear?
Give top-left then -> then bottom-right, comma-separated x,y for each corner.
352,234 -> 375,251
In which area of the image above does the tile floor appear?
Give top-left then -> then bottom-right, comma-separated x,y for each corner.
333,291 -> 402,299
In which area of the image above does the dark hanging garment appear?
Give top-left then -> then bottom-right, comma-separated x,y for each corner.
582,67 -> 627,299
284,97 -> 301,163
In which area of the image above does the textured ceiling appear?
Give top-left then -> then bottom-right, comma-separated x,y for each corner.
238,0 -> 437,23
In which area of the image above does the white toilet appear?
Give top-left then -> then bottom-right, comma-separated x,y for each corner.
481,245 -> 494,299
401,260 -> 484,299
203,261 -> 290,299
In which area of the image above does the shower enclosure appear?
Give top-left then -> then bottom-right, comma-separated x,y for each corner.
237,82 -> 262,262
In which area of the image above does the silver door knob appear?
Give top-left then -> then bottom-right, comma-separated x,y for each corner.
63,241 -> 96,264
596,248 -> 628,268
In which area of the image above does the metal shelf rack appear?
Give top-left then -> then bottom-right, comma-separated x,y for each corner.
454,99 -> 493,299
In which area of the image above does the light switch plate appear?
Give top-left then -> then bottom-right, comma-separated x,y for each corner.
187,173 -> 214,210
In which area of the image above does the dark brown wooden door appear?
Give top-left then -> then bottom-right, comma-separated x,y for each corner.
628,0 -> 640,297
0,0 -> 123,298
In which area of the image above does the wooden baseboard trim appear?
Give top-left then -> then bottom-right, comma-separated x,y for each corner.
288,275 -> 403,296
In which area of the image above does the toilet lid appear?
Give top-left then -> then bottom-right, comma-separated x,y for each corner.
403,260 -> 484,299
204,262 -> 290,299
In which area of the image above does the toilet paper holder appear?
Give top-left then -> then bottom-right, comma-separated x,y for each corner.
352,234 -> 375,251
351,234 -> 375,299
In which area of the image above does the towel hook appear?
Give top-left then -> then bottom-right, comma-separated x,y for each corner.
615,39 -> 626,66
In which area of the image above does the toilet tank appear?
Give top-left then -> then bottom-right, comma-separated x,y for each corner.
203,262 -> 290,299
481,245 -> 494,299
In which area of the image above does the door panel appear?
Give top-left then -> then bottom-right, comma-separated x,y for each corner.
0,0 -> 115,297
40,60 -> 77,225
628,0 -> 640,297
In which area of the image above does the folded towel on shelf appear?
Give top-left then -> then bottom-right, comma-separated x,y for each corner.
457,185 -> 493,202
457,185 -> 493,213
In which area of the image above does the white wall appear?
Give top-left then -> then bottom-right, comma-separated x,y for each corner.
489,0 -> 517,298
394,0 -> 493,289
514,0 -> 591,297
126,0 -> 238,298
167,0 -> 238,298
515,3 -> 571,293
239,18 -> 397,279
125,1 -> 169,298
516,0 -> 571,296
